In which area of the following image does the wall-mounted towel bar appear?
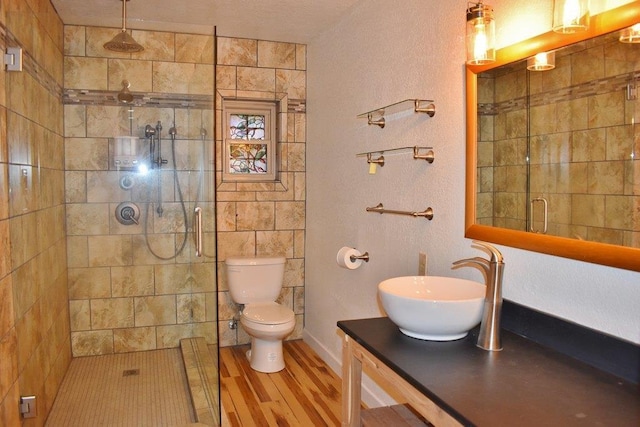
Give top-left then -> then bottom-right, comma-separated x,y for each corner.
357,146 -> 434,164
358,99 -> 436,128
366,203 -> 434,220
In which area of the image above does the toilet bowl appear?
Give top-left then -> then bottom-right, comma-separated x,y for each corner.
225,256 -> 296,373
241,302 -> 295,372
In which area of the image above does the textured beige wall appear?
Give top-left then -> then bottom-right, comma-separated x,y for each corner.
215,37 -> 307,347
0,0 -> 70,425
63,25 -> 217,357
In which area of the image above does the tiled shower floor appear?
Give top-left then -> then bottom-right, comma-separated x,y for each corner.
46,348 -> 197,426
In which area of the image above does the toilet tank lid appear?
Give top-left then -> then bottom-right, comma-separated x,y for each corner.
225,256 -> 286,266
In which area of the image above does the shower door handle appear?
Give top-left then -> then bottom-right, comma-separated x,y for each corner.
529,197 -> 548,234
194,207 -> 203,257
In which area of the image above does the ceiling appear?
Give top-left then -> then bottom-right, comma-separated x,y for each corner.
50,0 -> 362,44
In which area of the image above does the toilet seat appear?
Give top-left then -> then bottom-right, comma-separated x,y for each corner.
243,302 -> 294,325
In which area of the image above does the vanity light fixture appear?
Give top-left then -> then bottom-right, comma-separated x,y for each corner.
552,0 -> 590,34
466,1 -> 496,65
526,51 -> 556,71
619,23 -> 640,43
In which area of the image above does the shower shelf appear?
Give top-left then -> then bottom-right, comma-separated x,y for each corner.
357,146 -> 435,164
358,99 -> 436,128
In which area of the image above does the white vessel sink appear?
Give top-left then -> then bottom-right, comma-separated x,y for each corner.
378,276 -> 485,341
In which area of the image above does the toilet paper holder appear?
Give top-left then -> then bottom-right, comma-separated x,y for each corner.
350,252 -> 370,262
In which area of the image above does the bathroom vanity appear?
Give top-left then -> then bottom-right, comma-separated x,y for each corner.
338,312 -> 640,426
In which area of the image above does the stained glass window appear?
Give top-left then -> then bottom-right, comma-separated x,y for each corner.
228,143 -> 268,174
223,100 -> 277,182
229,114 -> 265,140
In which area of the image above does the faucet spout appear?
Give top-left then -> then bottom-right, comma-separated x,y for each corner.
452,240 -> 505,351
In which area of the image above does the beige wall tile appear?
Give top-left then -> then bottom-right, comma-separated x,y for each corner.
256,230 -> 293,258
68,267 -> 111,299
65,171 -> 87,203
216,65 -> 236,90
237,67 -> 275,92
153,62 -> 214,95
176,34 -> 214,64
572,45 -> 604,85
66,236 -> 89,268
111,266 -> 154,297
275,201 -> 305,230
64,105 -> 86,137
236,201 -> 275,231
177,294 -> 205,323
276,70 -> 305,99
154,264 -> 192,295
0,328 -> 18,397
0,275 -> 13,337
66,203 -> 109,235
91,298 -> 134,329
108,59 -> 153,92
295,44 -> 306,70
88,235 -> 133,267
65,138 -> 109,171
114,327 -> 157,352
258,41 -> 295,69
69,300 -> 90,331
283,258 -> 304,288
588,92 -> 625,129
134,295 -> 176,326
65,57 -> 108,90
132,30 -> 175,61
156,324 -> 192,349
64,25 -> 85,56
216,231 -> 256,260
71,330 -> 114,356
572,194 -> 606,227
588,161 -> 624,195
217,38 -> 257,66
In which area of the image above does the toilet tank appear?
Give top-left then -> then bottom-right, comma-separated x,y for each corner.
225,256 -> 286,304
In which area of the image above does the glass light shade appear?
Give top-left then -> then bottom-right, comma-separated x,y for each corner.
620,23 -> 640,43
466,2 -> 496,65
527,51 -> 556,71
553,0 -> 590,34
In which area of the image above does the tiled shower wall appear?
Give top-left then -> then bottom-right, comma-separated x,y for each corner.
215,37 -> 307,347
1,0 -> 71,425
63,26 -> 217,356
477,34 -> 640,247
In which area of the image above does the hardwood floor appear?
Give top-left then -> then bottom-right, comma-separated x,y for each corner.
220,340 -> 342,427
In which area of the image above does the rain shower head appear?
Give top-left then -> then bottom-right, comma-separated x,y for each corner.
104,0 -> 144,53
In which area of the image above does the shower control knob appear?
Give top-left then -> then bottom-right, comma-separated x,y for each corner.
115,202 -> 140,226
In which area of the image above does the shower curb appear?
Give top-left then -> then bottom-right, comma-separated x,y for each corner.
180,337 -> 220,425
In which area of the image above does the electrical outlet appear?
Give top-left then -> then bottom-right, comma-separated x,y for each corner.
418,252 -> 427,276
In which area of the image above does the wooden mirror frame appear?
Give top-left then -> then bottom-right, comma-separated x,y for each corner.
465,2 -> 640,272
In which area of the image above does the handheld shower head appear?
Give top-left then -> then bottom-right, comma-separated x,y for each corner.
144,124 -> 156,138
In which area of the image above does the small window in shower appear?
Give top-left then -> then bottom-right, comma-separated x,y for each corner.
223,100 -> 277,182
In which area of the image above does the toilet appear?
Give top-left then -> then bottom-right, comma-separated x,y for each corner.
225,256 -> 296,373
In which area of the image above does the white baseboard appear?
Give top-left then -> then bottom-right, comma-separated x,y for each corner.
302,328 -> 397,408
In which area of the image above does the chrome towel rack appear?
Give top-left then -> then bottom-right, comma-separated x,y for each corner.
366,203 -> 434,220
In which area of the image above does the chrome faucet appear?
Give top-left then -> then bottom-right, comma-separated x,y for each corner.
452,240 -> 505,351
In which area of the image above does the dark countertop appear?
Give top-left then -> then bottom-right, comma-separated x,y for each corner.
338,317 -> 640,427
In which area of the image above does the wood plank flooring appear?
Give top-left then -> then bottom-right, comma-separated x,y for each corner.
220,340 -> 343,427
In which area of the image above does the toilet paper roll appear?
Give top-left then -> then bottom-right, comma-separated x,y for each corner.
336,247 -> 363,270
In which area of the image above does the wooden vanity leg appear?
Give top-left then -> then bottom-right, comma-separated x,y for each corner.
342,335 -> 362,427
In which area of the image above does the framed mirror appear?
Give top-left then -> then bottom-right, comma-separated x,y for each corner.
465,2 -> 640,272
